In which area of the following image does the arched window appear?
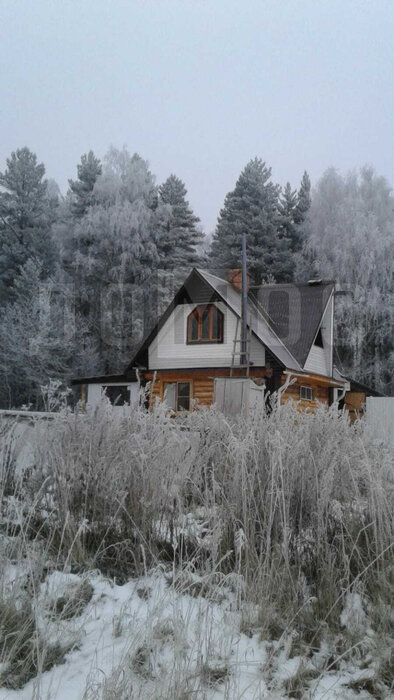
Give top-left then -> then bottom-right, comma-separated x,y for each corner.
187,304 -> 223,344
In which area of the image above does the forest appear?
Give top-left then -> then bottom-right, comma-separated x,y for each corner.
0,146 -> 392,408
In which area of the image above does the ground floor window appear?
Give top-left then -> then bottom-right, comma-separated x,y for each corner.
163,381 -> 191,411
103,385 -> 130,405
300,385 -> 314,401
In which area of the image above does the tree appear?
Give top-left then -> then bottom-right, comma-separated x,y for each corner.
68,151 -> 102,218
66,147 -> 160,371
209,158 -> 293,283
297,166 -> 393,394
294,170 -> 311,226
0,260 -> 76,408
0,147 -> 56,300
157,174 -> 203,269
278,182 -> 298,252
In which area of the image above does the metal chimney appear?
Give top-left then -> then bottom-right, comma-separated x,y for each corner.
241,232 -> 248,367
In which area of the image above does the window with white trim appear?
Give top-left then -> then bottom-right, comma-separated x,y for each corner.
300,385 -> 314,401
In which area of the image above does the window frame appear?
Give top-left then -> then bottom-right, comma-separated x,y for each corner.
163,381 -> 192,412
300,385 -> 314,402
186,304 -> 224,345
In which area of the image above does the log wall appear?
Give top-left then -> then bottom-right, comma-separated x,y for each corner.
146,369 -> 345,413
344,391 -> 366,420
145,368 -> 269,408
280,374 -> 330,411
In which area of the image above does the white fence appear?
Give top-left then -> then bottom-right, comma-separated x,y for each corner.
213,377 -> 266,417
365,397 -> 394,448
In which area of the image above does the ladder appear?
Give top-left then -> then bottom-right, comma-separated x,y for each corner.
230,316 -> 251,377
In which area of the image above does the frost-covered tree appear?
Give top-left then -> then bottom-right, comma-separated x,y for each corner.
155,175 -> 204,311
157,174 -> 203,269
68,151 -> 102,218
297,166 -> 393,394
0,260 -> 77,408
278,182 -> 298,254
0,144 -> 207,406
0,147 -> 57,300
67,147 -> 160,370
209,158 -> 293,283
294,170 -> 311,226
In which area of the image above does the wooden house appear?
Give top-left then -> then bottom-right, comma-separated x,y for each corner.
73,268 -> 359,412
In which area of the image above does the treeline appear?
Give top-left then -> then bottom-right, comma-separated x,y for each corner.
0,146 -> 392,408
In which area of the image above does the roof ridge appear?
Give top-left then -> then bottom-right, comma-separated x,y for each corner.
250,280 -> 335,289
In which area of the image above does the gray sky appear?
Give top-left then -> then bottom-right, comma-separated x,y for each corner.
1,0 -> 393,233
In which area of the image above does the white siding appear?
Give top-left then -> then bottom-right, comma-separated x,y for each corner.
86,382 -> 139,409
86,383 -> 102,407
148,302 -> 265,369
322,296 -> 334,375
304,345 -> 328,375
304,295 -> 334,377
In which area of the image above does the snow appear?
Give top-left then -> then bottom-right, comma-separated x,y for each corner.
0,568 -> 383,699
0,570 -> 269,699
340,592 -> 370,636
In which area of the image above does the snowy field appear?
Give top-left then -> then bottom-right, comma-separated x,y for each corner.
0,399 -> 392,698
0,567 -> 388,700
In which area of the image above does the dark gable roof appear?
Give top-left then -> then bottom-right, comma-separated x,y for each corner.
249,281 -> 335,367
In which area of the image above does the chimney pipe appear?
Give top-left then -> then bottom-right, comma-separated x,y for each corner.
241,232 -> 248,368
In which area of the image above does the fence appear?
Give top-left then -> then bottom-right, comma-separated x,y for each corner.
365,397 -> 394,448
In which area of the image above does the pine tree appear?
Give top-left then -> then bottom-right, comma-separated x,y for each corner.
68,151 -> 102,218
294,171 -> 311,226
0,147 -> 56,301
209,158 -> 292,283
278,182 -> 298,253
157,174 -> 203,270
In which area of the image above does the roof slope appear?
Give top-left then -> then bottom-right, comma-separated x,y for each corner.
250,281 -> 335,367
197,270 -> 302,370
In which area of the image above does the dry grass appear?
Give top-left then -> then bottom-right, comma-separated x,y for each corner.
0,394 -> 392,695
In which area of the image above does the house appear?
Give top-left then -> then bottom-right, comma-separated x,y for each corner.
73,267 -> 355,412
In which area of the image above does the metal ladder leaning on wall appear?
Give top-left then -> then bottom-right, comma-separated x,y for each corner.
230,316 -> 251,377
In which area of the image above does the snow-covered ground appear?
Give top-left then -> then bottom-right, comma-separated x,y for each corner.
0,402 -> 392,698
0,567 -> 387,700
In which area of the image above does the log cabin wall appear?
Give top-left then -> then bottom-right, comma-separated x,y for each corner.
279,374 -> 330,410
145,367 -> 269,408
344,391 -> 366,421
146,369 -> 344,413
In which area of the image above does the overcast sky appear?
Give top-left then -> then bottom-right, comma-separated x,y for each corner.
1,0 -> 393,233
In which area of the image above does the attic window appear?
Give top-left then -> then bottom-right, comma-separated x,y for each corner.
314,328 -> 324,348
300,386 -> 314,402
187,304 -> 223,344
